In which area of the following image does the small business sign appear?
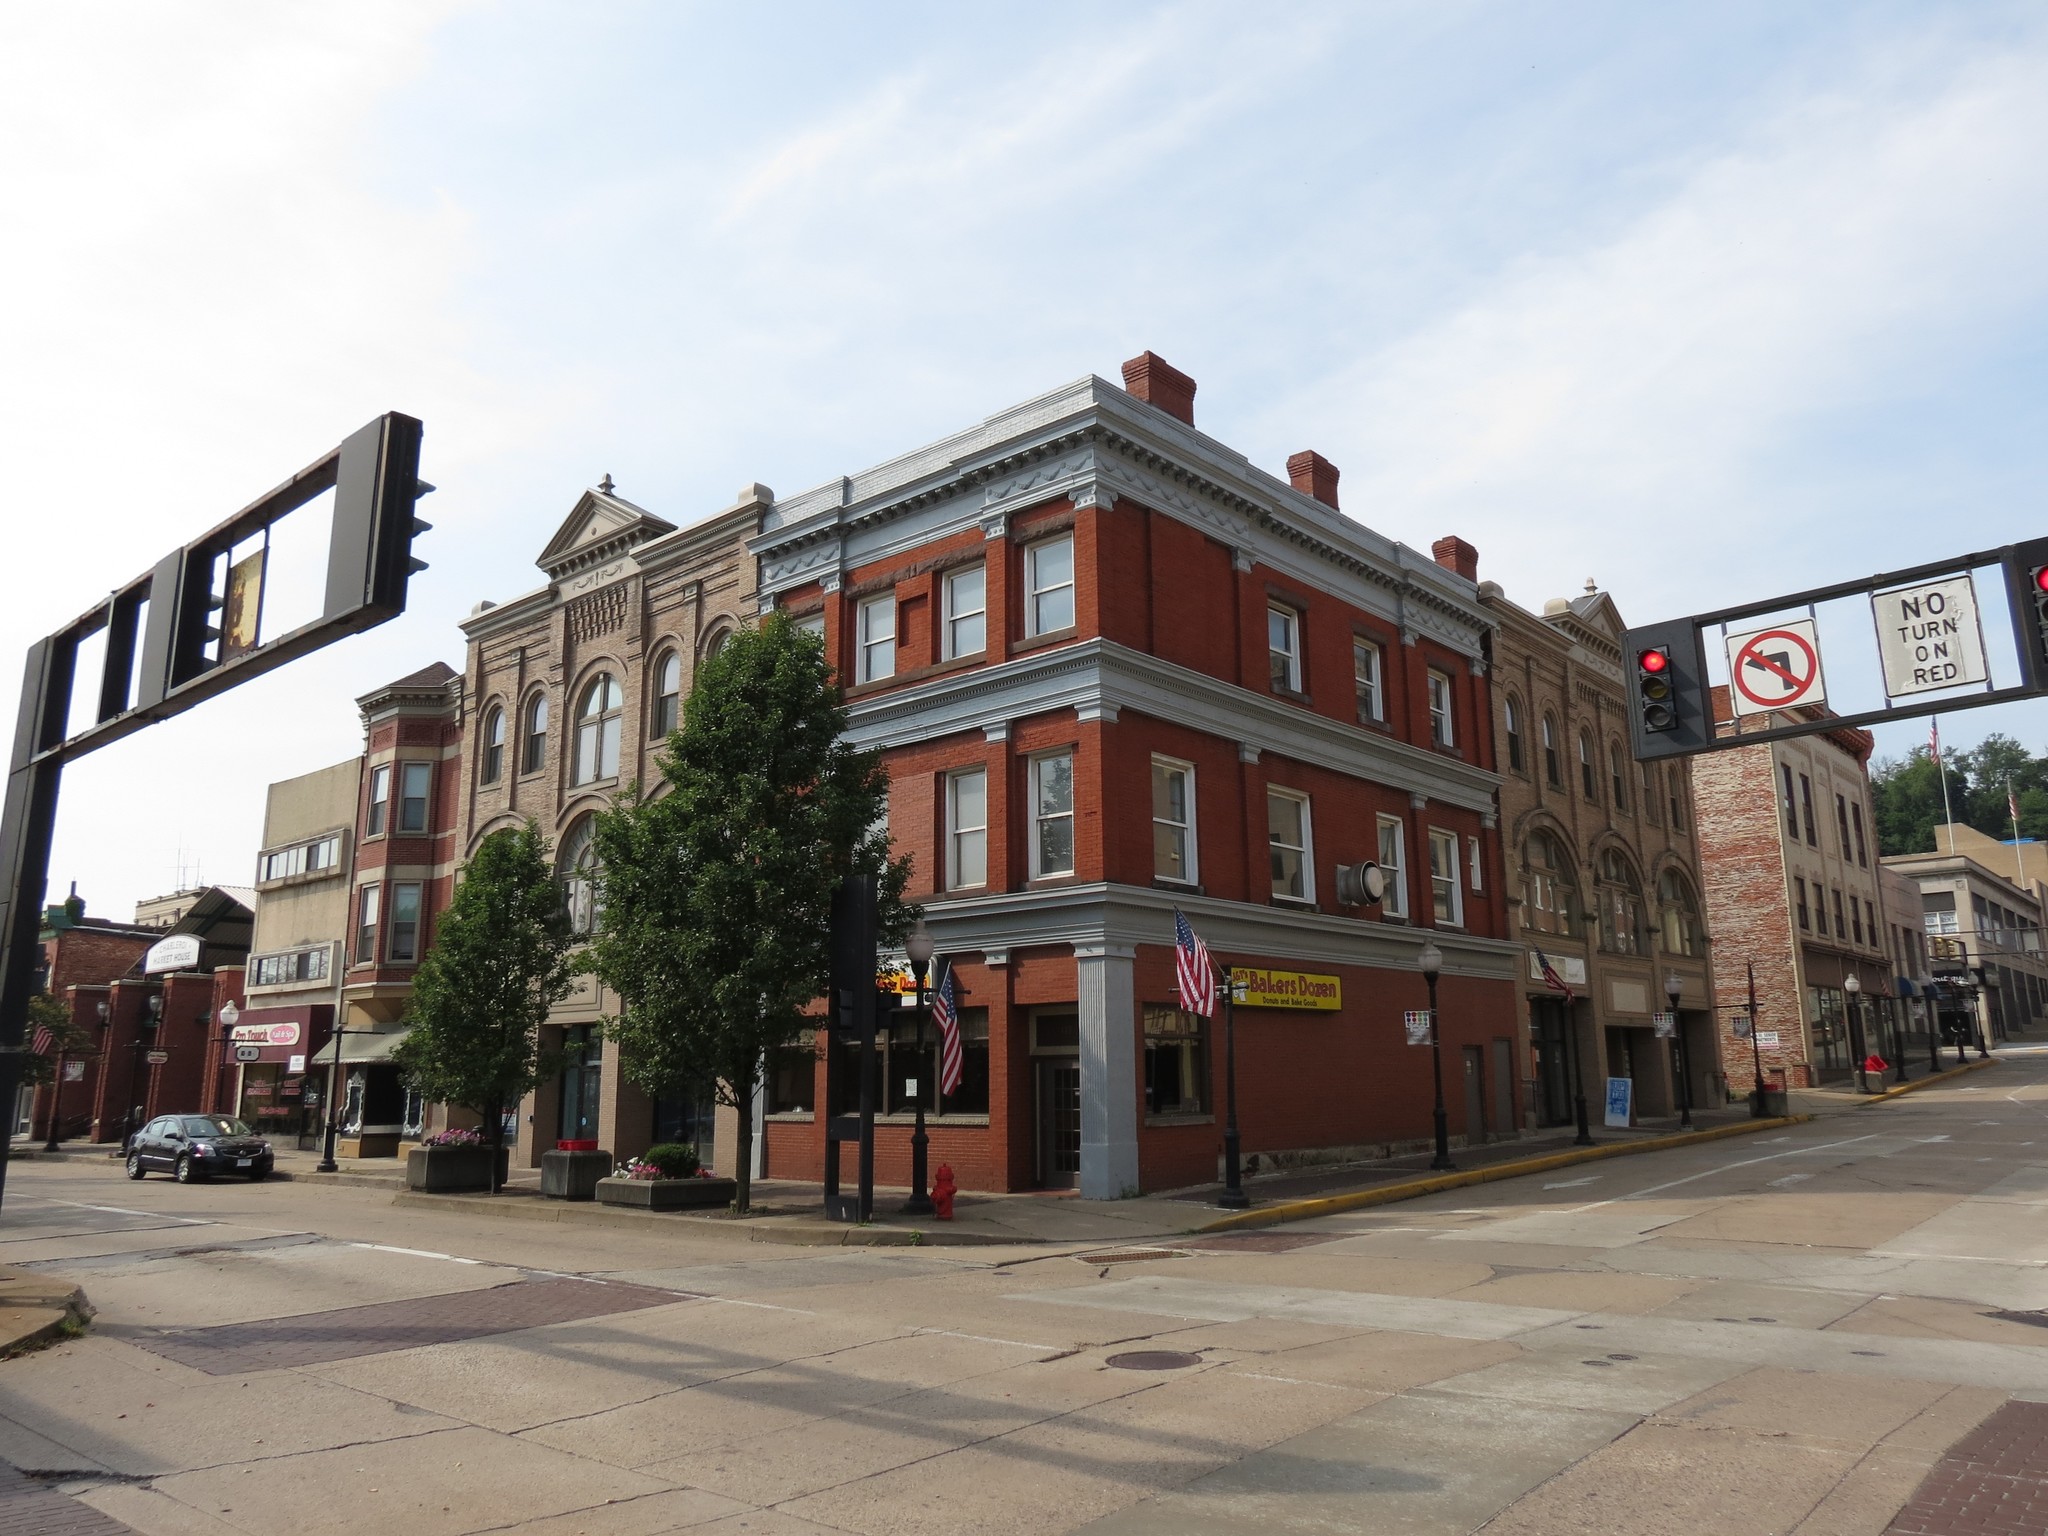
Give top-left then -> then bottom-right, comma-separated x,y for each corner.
1527,951 -> 1587,986
235,1045 -> 261,1063
143,934 -> 203,974
1652,1011 -> 1676,1039
1402,1010 -> 1432,1044
62,1060 -> 84,1082
1228,967 -> 1342,1011
1872,575 -> 1989,698
1726,619 -> 1826,717
1604,1076 -> 1633,1128
145,1048 -> 169,1065
288,1053 -> 306,1075
1755,1030 -> 1781,1048
230,1021 -> 301,1047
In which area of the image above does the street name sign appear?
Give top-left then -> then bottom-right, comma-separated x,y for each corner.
1726,619 -> 1826,717
1872,575 -> 1989,698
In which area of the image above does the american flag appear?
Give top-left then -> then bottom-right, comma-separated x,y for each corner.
1929,717 -> 1942,762
931,961 -> 963,1097
30,1025 -> 54,1056
1533,947 -> 1576,1005
1174,909 -> 1217,1017
2010,779 -> 2022,829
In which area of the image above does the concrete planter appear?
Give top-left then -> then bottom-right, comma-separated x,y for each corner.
541,1148 -> 613,1202
1758,1088 -> 1791,1117
405,1144 -> 510,1192
595,1175 -> 736,1210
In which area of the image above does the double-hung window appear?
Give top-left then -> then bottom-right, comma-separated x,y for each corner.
1268,605 -> 1302,692
1152,758 -> 1196,883
1428,828 -> 1463,926
523,694 -> 549,774
943,565 -> 986,658
1377,815 -> 1408,918
366,765 -> 391,837
1851,802 -> 1869,867
1267,788 -> 1312,903
1780,764 -> 1798,837
398,762 -> 432,833
481,707 -> 505,784
858,595 -> 896,682
355,884 -> 381,965
388,882 -> 423,962
793,611 -> 826,642
652,653 -> 682,738
946,769 -> 987,890
1799,775 -> 1817,845
1355,639 -> 1383,722
1025,535 -> 1075,636
1577,732 -> 1596,800
1031,752 -> 1075,878
1427,671 -> 1454,746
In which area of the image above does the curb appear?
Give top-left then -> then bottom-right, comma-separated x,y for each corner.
0,1272 -> 92,1358
388,1190 -> 1017,1246
1853,1055 -> 2000,1103
1193,1115 -> 1815,1234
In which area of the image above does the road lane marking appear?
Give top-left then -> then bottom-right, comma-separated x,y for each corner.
1562,1134 -> 1883,1216
5,1194 -> 208,1226
1768,1174 -> 1813,1187
1543,1177 -> 1600,1189
347,1242 -> 484,1265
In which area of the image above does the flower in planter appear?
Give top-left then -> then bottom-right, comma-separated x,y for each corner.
423,1128 -> 486,1147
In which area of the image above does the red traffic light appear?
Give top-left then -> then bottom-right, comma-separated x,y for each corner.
2034,566 -> 2048,595
1638,648 -> 1670,674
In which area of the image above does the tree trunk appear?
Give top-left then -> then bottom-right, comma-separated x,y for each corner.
732,1064 -> 755,1215
486,1096 -> 505,1194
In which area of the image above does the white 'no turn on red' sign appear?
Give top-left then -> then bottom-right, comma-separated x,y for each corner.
1871,575 -> 1989,699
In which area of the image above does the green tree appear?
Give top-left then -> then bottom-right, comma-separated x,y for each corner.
393,820 -> 574,1191
1871,749 -> 1947,856
22,992 -> 90,1088
585,613 -> 913,1214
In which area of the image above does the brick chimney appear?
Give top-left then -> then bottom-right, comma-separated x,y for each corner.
1120,351 -> 1196,426
1432,535 -> 1478,582
1286,451 -> 1340,510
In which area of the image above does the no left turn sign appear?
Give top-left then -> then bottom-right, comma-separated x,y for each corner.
1725,618 -> 1827,718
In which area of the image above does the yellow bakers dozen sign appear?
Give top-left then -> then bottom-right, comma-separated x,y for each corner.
1228,967 -> 1342,1011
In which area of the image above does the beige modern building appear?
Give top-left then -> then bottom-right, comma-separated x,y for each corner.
1479,577 -> 1714,1127
458,480 -> 764,1173
1693,694 -> 1889,1088
1884,826 -> 2047,1042
236,758 -> 359,1145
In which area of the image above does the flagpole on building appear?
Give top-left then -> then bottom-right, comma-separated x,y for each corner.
1216,962 -> 1247,1209
1932,716 -> 1956,849
2009,777 -> 2029,891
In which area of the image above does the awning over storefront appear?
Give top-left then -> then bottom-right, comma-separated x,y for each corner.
322,1028 -> 412,1066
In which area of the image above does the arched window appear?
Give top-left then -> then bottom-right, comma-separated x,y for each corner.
1597,848 -> 1646,955
1504,697 -> 1525,773
574,674 -> 623,785
1659,868 -> 1703,955
1542,716 -> 1560,787
522,693 -> 549,775
1577,730 -> 1597,800
560,817 -> 602,937
481,705 -> 505,785
651,652 -> 682,740
1522,830 -> 1578,938
701,627 -> 731,661
1609,741 -> 1628,810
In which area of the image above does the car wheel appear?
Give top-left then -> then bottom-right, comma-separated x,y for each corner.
125,1152 -> 146,1180
174,1153 -> 199,1184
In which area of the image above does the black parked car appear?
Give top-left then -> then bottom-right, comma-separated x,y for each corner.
125,1115 -> 275,1183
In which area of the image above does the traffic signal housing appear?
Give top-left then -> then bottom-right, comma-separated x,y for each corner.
1619,618 -> 1712,762
2003,536 -> 2048,692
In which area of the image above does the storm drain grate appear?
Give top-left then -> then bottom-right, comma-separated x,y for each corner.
1074,1248 -> 1187,1265
113,1278 -> 689,1375
1106,1350 -> 1204,1371
1180,1233 -> 1336,1254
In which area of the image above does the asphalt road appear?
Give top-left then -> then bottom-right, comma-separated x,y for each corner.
5,1053 -> 2048,1535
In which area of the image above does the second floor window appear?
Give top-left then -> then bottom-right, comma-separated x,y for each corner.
366,764 -> 391,836
1503,697 -> 1524,770
858,595 -> 895,682
388,882 -> 423,962
1796,877 -> 1810,930
1378,814 -> 1408,918
1356,640 -> 1383,723
398,761 -> 431,833
1610,743 -> 1628,808
523,693 -> 549,775
1025,535 -> 1075,636
944,565 -> 986,658
1543,716 -> 1560,786
1268,788 -> 1311,902
1152,758 -> 1195,883
481,707 -> 505,785
1268,606 -> 1301,692
1523,830 -> 1576,937
1032,753 -> 1076,878
355,883 -> 381,965
1578,732 -> 1596,800
258,834 -> 341,884
562,818 -> 602,937
1428,828 -> 1462,926
947,769 -> 987,889
574,674 -> 623,785
1428,671 -> 1454,746
652,652 -> 681,739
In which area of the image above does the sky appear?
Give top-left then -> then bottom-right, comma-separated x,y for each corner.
4,1 -> 2047,916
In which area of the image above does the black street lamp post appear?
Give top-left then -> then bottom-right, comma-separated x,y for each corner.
1421,943 -> 1453,1172
1664,971 -> 1693,1131
901,922 -> 935,1217
1845,972 -> 1871,1094
1745,960 -> 1768,1117
315,1019 -> 348,1174
124,993 -> 162,1146
1217,965 -> 1248,1209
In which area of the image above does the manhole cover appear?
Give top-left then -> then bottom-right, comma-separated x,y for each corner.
1075,1248 -> 1185,1265
1106,1350 -> 1203,1371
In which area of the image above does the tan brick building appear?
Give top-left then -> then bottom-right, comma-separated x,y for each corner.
1693,692 -> 1888,1090
457,481 -> 764,1172
1479,578 -> 1714,1126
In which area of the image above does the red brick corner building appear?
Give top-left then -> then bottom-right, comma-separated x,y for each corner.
752,352 -> 1519,1197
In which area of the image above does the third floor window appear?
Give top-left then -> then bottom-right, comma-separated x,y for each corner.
1025,535 -> 1075,636
574,675 -> 623,785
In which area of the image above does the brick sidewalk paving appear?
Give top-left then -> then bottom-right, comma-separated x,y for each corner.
1886,1401 -> 2048,1535
0,1463 -> 135,1535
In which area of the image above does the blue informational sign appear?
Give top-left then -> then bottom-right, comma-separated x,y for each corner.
1603,1076 -> 1633,1128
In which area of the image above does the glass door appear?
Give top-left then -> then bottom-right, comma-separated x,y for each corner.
557,1026 -> 602,1144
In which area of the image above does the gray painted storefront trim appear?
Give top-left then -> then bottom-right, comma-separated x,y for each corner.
842,638 -> 1502,815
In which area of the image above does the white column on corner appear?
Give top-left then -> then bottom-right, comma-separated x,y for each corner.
1075,940 -> 1139,1199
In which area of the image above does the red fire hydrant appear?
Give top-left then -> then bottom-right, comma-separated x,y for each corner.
931,1163 -> 957,1221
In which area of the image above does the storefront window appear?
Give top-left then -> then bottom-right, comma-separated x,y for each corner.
1809,985 -> 1848,1073
1144,1005 -> 1209,1117
768,1031 -> 818,1115
882,1007 -> 989,1115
